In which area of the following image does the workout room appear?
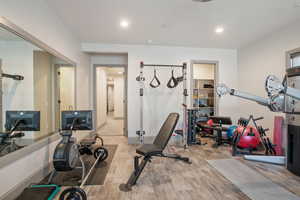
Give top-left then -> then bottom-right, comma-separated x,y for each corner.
1,1 -> 300,200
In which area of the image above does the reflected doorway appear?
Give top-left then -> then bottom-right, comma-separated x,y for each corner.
55,65 -> 76,130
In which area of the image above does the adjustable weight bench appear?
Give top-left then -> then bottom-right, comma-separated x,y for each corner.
119,113 -> 191,192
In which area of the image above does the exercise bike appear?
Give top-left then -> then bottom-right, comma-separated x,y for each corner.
0,120 -> 25,156
0,111 -> 40,157
48,111 -> 108,200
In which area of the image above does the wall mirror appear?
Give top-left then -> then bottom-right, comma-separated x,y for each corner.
0,18 -> 76,158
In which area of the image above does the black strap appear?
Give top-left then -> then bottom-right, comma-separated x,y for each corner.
167,70 -> 178,88
149,70 -> 160,88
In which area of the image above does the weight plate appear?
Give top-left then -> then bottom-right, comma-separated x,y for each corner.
93,147 -> 108,162
59,187 -> 87,200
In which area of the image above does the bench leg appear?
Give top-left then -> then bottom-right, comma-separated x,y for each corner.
119,156 -> 151,192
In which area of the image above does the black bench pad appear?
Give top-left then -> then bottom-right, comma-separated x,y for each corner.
136,144 -> 163,156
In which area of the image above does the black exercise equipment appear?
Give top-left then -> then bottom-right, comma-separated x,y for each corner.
167,69 -> 178,88
137,62 -> 188,147
0,111 -> 40,156
50,110 -> 108,200
149,69 -> 160,88
79,135 -> 108,162
119,113 -> 191,192
197,116 -> 232,147
232,115 -> 276,156
186,108 -> 207,145
49,111 -> 108,184
2,73 -> 24,81
16,184 -> 61,200
209,116 -> 232,147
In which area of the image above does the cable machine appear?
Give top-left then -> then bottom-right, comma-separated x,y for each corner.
136,62 -> 188,147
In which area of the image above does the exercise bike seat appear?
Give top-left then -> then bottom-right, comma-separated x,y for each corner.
136,144 -> 163,156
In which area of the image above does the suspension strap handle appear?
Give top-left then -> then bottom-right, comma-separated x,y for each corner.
149,69 -> 161,88
167,69 -> 178,88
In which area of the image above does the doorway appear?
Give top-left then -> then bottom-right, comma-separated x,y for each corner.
94,65 -> 126,136
190,61 -> 219,117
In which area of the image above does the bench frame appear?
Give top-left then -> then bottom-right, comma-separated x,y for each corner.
119,113 -> 191,192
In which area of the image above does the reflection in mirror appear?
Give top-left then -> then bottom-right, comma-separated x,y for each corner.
0,26 -> 75,157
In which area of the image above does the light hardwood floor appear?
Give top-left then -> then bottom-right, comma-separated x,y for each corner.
59,136 -> 300,200
97,113 -> 124,136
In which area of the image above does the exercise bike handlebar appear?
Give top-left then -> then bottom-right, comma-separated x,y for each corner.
2,73 -> 24,81
8,120 -> 25,138
70,118 -> 80,130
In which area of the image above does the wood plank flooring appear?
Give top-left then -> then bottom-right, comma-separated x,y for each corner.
56,137 -> 300,200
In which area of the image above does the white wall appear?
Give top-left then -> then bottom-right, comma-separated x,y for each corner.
96,68 -> 107,128
33,51 -> 53,139
0,1 -> 91,198
238,20 -> 300,135
83,43 -> 238,141
113,75 -> 124,118
193,63 -> 215,80
0,0 -> 91,110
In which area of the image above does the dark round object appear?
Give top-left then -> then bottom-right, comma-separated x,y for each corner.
79,147 -> 93,155
94,147 -> 108,162
59,187 -> 87,200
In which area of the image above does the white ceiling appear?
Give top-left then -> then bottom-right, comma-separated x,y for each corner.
47,0 -> 300,49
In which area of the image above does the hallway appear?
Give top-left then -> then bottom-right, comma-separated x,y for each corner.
98,112 -> 124,136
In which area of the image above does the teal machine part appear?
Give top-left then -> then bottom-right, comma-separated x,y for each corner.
30,184 -> 61,200
226,125 -> 237,139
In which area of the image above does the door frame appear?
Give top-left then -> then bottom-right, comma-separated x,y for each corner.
190,60 -> 219,115
54,64 -> 77,130
93,64 -> 128,136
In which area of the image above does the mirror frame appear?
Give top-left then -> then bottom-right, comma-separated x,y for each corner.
0,16 -> 77,168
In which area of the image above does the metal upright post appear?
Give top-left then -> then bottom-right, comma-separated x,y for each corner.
182,63 -> 188,148
136,62 -> 145,144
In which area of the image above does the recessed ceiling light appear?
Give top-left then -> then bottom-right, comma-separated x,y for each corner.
215,27 -> 224,34
193,0 -> 213,2
120,20 -> 129,28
